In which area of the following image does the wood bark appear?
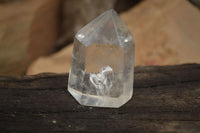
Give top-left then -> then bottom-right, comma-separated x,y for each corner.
0,64 -> 200,132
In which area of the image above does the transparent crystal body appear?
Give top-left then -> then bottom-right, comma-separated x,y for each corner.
68,9 -> 134,108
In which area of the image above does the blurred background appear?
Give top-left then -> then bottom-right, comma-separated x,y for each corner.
0,0 -> 200,76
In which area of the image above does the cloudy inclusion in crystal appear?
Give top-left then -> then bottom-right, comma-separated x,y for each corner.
68,9 -> 134,108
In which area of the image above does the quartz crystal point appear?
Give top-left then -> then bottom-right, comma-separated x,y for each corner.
68,9 -> 135,108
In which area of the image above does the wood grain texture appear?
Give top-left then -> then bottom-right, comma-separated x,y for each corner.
0,64 -> 200,133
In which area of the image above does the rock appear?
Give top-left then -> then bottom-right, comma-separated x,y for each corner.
0,0 -> 60,75
121,0 -> 200,66
27,45 -> 72,75
0,0 -> 139,76
27,0 -> 200,75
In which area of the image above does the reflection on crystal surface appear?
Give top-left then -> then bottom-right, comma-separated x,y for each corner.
68,9 -> 134,108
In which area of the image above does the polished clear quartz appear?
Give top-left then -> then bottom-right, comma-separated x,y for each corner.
68,9 -> 135,108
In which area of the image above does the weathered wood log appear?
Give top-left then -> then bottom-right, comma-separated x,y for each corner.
0,64 -> 200,132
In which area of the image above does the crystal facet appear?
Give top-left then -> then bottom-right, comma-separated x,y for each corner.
68,9 -> 135,108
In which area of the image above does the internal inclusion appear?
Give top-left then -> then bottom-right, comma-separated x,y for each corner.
89,66 -> 114,96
